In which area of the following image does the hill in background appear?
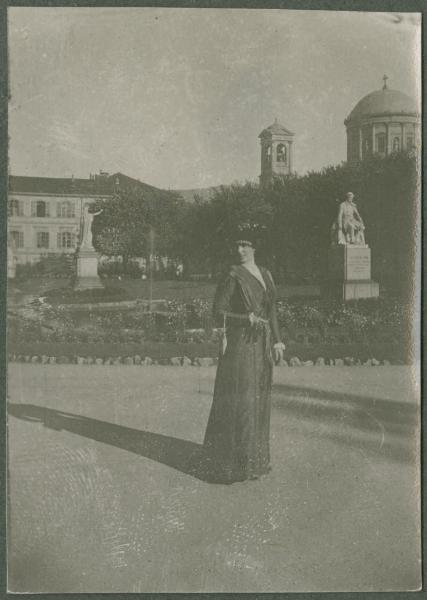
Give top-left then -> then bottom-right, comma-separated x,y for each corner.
175,187 -> 219,203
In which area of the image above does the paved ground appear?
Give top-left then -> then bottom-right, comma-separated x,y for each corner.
7,364 -> 421,593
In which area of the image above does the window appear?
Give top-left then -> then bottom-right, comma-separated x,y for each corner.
32,200 -> 50,218
57,201 -> 75,218
392,137 -> 400,152
376,133 -> 386,154
57,231 -> 76,249
10,231 -> 24,248
406,135 -> 415,150
37,201 -> 47,217
9,199 -> 24,216
276,144 -> 287,163
36,232 -> 49,249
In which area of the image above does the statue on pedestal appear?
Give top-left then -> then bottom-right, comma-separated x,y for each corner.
326,193 -> 379,300
331,192 -> 366,246
80,204 -> 103,250
74,204 -> 104,290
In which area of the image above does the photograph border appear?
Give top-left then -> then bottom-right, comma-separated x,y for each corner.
1,0 -> 424,598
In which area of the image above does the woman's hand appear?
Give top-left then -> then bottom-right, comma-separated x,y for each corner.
248,312 -> 262,326
273,342 -> 286,362
248,312 -> 264,330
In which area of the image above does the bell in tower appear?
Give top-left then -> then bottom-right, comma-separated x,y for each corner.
259,118 -> 294,188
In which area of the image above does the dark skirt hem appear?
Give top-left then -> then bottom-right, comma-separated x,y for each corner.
202,450 -> 272,484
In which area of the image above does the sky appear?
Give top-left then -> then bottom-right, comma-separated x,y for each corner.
8,8 -> 421,190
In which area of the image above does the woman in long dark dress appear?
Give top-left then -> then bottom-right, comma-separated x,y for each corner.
203,229 -> 286,484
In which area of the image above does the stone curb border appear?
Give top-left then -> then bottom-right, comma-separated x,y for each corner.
8,354 -> 395,367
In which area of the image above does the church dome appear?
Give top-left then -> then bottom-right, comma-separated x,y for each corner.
345,82 -> 418,124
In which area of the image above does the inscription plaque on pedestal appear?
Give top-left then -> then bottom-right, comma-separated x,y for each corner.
324,245 -> 379,300
345,247 -> 371,280
328,246 -> 372,281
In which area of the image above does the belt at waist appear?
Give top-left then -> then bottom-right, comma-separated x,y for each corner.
220,312 -> 273,365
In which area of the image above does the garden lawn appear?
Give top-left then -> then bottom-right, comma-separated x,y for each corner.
7,364 -> 421,593
9,277 -> 320,303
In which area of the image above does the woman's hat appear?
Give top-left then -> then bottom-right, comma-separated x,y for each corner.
233,222 -> 267,247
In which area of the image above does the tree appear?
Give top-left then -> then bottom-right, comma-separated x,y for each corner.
93,152 -> 418,294
92,187 -> 186,272
267,152 -> 418,290
177,182 -> 273,276
92,190 -> 147,270
176,152 -> 418,294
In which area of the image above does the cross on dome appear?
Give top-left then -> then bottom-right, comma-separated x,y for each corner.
382,74 -> 389,90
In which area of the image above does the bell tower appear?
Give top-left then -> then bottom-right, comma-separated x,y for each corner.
259,118 -> 294,188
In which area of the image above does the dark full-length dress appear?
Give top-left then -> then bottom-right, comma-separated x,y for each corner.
203,264 -> 282,483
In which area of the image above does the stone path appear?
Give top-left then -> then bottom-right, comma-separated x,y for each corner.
7,365 -> 421,593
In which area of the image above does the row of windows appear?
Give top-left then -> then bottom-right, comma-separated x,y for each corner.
9,230 -> 77,249
9,200 -> 77,218
360,134 -> 416,157
375,134 -> 414,154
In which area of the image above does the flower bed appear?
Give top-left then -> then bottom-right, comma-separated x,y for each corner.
42,286 -> 130,304
7,295 -> 413,362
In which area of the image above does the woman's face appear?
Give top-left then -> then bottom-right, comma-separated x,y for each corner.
236,243 -> 255,263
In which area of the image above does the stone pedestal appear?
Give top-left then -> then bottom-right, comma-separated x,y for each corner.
74,248 -> 103,290
323,245 -> 379,301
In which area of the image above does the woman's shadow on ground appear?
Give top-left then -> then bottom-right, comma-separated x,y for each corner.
7,402 -> 223,483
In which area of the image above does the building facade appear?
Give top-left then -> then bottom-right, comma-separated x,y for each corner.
8,174 -> 113,264
259,119 -> 294,188
345,76 -> 420,165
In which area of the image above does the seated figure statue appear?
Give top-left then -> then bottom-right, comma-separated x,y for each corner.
331,192 -> 366,246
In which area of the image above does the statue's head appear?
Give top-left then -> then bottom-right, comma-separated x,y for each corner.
346,192 -> 354,202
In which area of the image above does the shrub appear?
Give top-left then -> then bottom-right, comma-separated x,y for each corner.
187,298 -> 212,329
8,293 -> 411,348
294,303 -> 325,330
98,260 -> 124,278
43,286 -> 129,304
165,300 -> 188,340
276,301 -> 298,333
16,254 -> 75,280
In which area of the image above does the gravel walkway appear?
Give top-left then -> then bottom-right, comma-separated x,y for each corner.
7,364 -> 421,592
